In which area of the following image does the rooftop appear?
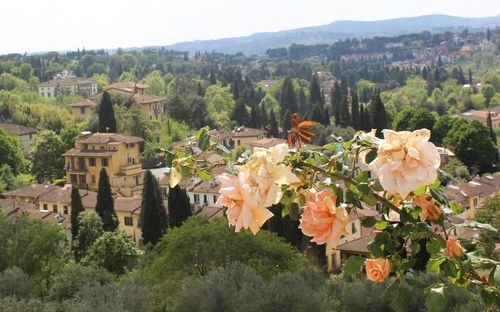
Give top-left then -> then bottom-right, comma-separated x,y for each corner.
103,82 -> 149,93
248,137 -> 323,150
336,233 -> 376,253
3,184 -> 59,200
78,132 -> 144,145
0,123 -> 36,136
133,94 -> 165,104
39,77 -> 96,87
226,126 -> 265,138
67,99 -> 97,108
115,196 -> 142,213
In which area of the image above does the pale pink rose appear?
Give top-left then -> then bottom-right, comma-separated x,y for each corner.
299,189 -> 349,247
368,129 -> 440,198
414,194 -> 443,223
366,258 -> 391,283
217,144 -> 299,234
446,237 -> 463,258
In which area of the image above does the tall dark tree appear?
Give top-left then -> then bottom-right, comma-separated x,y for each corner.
364,106 -> 372,132
310,104 -> 325,125
269,110 -> 279,138
309,74 -> 323,107
167,185 -> 192,228
369,93 -> 388,138
331,81 -> 342,127
249,104 -> 261,128
70,185 -> 85,240
360,103 -> 366,131
231,100 -> 249,126
281,109 -> 293,138
340,96 -> 350,128
468,68 -> 473,85
487,111 -> 497,145
351,91 -> 360,130
140,170 -> 168,245
209,70 -> 217,85
98,91 -> 117,133
279,77 -> 298,113
297,88 -> 308,116
95,168 -> 118,231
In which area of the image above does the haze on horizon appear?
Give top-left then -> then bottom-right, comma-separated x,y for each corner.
1,0 -> 498,55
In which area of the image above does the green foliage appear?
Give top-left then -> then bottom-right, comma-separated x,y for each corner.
204,84 -> 236,129
140,170 -> 168,245
95,168 -> 118,231
142,70 -> 166,96
29,129 -> 65,182
167,185 -> 192,228
392,106 -> 436,132
474,196 -> 500,258
0,128 -> 24,175
0,164 -> 20,193
60,122 -> 83,152
70,185 -> 85,240
369,93 -> 389,137
0,267 -> 34,299
98,91 -> 117,133
82,232 -> 140,275
73,212 -> 104,261
439,158 -> 471,185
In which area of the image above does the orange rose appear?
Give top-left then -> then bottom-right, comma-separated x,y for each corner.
299,189 -> 349,247
366,258 -> 391,283
414,194 -> 442,223
446,237 -> 463,258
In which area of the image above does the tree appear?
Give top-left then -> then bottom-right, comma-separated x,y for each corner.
279,77 -> 298,113
439,158 -> 471,185
140,170 -> 168,245
167,185 -> 192,228
0,128 -> 24,175
281,109 -> 293,138
82,232 -> 140,275
204,84 -> 236,129
249,103 -> 261,128
269,110 -> 279,137
0,164 -> 20,193
481,83 -> 496,107
209,70 -> 217,85
309,74 -> 323,107
444,120 -> 498,173
95,168 -> 118,231
60,123 -> 81,152
189,95 -> 214,129
142,70 -> 166,96
474,196 -> 499,258
30,130 -> 64,182
369,93 -> 389,137
73,212 -> 104,261
98,91 -> 117,133
351,91 -> 360,130
231,100 -> 249,126
166,94 -> 191,123
392,107 -> 436,132
310,104 -> 325,125
340,96 -> 350,128
431,115 -> 453,145
70,185 -> 85,240
331,81 -> 342,127
487,111 -> 497,144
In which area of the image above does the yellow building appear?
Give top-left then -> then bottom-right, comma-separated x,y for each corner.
67,99 -> 97,121
37,185 -> 97,216
0,123 -> 37,156
132,94 -> 166,122
224,126 -> 265,149
64,132 -> 144,197
115,196 -> 143,245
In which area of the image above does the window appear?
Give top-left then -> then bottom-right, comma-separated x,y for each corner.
43,204 -> 48,211
92,175 -> 96,183
352,223 -> 357,234
203,194 -> 208,204
101,158 -> 108,167
124,217 -> 133,226
89,158 -> 96,166
63,206 -> 68,215
53,205 -> 57,213
473,197 -> 478,207
194,194 -> 200,203
80,107 -> 86,114
237,140 -> 241,146
213,195 -> 217,204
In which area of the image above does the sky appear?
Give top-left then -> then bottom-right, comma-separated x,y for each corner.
1,0 -> 498,55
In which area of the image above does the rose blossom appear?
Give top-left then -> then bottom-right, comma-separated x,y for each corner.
446,237 -> 463,258
217,144 -> 299,234
299,189 -> 349,247
366,258 -> 391,283
414,194 -> 442,223
368,129 -> 440,198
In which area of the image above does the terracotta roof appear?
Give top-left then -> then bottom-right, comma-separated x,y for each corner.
133,94 -> 165,104
63,148 -> 114,157
115,196 -> 141,213
0,199 -> 36,215
81,192 -> 97,209
460,106 -> 500,122
476,174 -> 500,189
67,99 -> 97,108
39,77 -> 96,87
0,123 -> 36,136
248,137 -> 323,150
456,180 -> 496,198
225,127 -> 265,138
336,233 -> 376,253
78,132 -> 144,144
103,82 -> 149,93
3,184 -> 58,200
190,180 -> 221,194
197,206 -> 224,219
38,185 -> 97,209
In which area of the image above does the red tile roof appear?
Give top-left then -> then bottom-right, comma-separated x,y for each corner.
0,123 -> 36,136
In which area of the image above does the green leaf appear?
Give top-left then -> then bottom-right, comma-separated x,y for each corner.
430,188 -> 448,205
440,259 -> 458,278
390,285 -> 412,312
361,216 -> 377,228
197,170 -> 212,181
426,239 -> 443,255
216,143 -> 230,155
381,279 -> 400,300
198,128 -> 210,151
371,180 -> 384,192
406,277 -> 427,289
357,183 -> 370,195
413,185 -> 427,196
288,203 -> 300,221
449,202 -> 463,214
362,192 -> 377,206
365,149 -> 377,164
368,241 -> 384,258
355,171 -> 369,183
374,221 -> 389,230
455,220 -> 497,232
426,257 -> 446,272
425,285 -> 448,312
165,151 -> 176,167
429,179 -> 441,189
343,256 -> 364,275
480,288 -> 496,307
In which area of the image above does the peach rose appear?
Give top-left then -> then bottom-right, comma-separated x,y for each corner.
368,129 -> 440,198
446,237 -> 463,258
299,189 -> 349,247
366,258 -> 391,283
217,144 -> 299,234
414,194 -> 442,223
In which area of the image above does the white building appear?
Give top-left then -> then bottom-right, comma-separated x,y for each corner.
39,77 -> 98,98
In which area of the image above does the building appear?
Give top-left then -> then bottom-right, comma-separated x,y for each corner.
37,184 -> 97,216
222,126 -> 265,149
103,82 -> 149,95
248,137 -> 323,152
459,106 -> 500,128
67,99 -> 97,121
0,123 -> 37,156
132,94 -> 167,122
39,77 -> 98,98
64,132 -> 144,197
436,147 -> 455,165
115,196 -> 143,245
2,183 -> 59,203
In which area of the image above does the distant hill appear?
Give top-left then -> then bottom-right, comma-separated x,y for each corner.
164,14 -> 500,55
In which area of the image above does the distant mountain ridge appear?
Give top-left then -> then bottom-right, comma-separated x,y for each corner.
164,14 -> 500,55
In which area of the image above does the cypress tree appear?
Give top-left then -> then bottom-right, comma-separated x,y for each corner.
298,88 -> 308,116
364,105 -> 372,131
95,168 -> 118,231
331,81 -> 342,127
370,93 -> 388,138
360,103 -> 365,130
249,103 -> 260,128
279,77 -> 298,113
260,104 -> 268,129
310,104 -> 324,125
351,90 -> 360,130
70,185 -> 85,240
231,100 -> 249,126
167,185 -> 192,228
209,70 -> 217,85
469,68 -> 473,85
340,96 -> 350,128
309,73 -> 323,107
98,91 -> 117,133
281,109 -> 293,138
487,111 -> 497,145
140,170 -> 168,245
269,110 -> 279,137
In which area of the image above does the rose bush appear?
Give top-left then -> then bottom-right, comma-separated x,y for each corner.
166,125 -> 499,312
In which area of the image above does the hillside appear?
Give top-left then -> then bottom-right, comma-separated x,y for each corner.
164,14 -> 500,55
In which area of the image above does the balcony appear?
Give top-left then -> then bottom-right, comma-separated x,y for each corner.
65,164 -> 87,172
119,163 -> 142,176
